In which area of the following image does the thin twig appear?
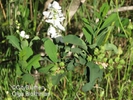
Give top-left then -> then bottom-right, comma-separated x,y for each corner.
108,6 -> 133,15
36,17 -> 46,36
0,0 -> 6,19
30,0 -> 33,20
43,0 -> 53,11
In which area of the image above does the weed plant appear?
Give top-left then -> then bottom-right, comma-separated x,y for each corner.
0,0 -> 133,100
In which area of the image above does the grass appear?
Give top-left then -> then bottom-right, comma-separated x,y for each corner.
0,0 -> 133,100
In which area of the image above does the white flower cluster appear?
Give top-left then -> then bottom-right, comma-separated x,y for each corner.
20,31 -> 29,39
43,1 -> 65,38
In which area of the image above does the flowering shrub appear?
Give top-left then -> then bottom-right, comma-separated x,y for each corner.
5,0 -> 103,93
1,0 -> 132,99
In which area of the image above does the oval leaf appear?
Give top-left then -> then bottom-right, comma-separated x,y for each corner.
87,61 -> 103,82
6,35 -> 21,51
22,73 -> 35,84
44,39 -> 58,63
63,35 -> 87,51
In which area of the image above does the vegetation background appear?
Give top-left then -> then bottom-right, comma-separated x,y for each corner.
0,0 -> 133,100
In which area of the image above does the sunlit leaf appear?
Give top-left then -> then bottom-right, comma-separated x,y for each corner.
82,18 -> 89,24
21,40 -> 28,49
19,47 -> 33,60
100,13 -> 117,30
82,28 -> 92,44
44,39 -> 58,63
100,3 -> 110,17
16,63 -> 23,76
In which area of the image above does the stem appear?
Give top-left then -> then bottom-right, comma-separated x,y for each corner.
0,0 -> 6,19
108,6 -> 133,15
29,0 -> 33,20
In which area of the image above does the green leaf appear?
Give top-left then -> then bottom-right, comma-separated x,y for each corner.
100,13 -> 117,30
82,28 -> 92,44
19,60 -> 28,68
84,23 -> 94,35
82,82 -> 95,92
6,35 -> 21,51
21,40 -> 28,49
82,61 -> 103,92
19,47 -> 33,60
51,74 -> 64,85
42,37 -> 48,42
26,54 -> 41,71
100,3 -> 110,17
16,63 -> 23,76
63,35 -> 87,51
89,43 -> 97,49
104,43 -> 118,54
44,39 -> 58,63
67,60 -> 74,71
87,61 -> 103,82
22,73 -> 35,84
78,56 -> 86,65
96,31 -> 107,46
82,18 -> 89,24
71,47 -> 81,53
29,36 -> 40,46
38,64 -> 54,74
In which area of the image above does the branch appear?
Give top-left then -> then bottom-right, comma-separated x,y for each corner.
64,0 -> 86,27
108,6 -> 133,15
0,0 -> 6,19
30,0 -> 33,20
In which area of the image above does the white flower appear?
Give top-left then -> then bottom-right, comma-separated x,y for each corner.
46,18 -> 65,31
47,25 -> 61,38
20,31 -> 25,37
43,11 -> 51,18
25,35 -> 29,39
43,1 -> 65,38
20,31 -> 29,39
48,1 -> 61,10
